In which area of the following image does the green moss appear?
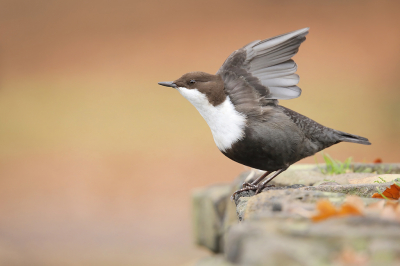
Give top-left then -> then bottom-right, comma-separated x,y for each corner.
315,153 -> 352,175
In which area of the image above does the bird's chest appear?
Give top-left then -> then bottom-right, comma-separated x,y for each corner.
178,88 -> 247,152
222,119 -> 304,170
203,103 -> 247,152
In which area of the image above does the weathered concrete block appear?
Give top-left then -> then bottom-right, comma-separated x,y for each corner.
191,164 -> 400,265
192,184 -> 232,253
224,216 -> 400,266
224,220 -> 331,266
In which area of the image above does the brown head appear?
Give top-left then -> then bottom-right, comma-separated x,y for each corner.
158,71 -> 247,152
158,72 -> 226,106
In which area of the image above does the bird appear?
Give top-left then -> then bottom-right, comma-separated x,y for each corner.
158,28 -> 371,197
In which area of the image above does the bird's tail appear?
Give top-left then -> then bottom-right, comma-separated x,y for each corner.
335,130 -> 371,145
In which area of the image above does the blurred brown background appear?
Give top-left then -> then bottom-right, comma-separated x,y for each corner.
0,0 -> 399,265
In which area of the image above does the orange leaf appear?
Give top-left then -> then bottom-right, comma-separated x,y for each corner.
373,158 -> 382,164
312,200 -> 338,222
311,200 -> 363,222
339,203 -> 363,216
371,183 -> 400,200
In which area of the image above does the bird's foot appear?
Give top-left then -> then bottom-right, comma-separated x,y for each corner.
242,182 -> 258,189
231,183 -> 275,200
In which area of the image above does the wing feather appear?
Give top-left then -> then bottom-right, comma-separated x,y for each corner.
217,28 -> 309,104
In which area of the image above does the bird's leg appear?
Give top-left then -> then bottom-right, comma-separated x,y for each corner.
255,167 -> 288,194
242,171 -> 271,189
231,171 -> 272,199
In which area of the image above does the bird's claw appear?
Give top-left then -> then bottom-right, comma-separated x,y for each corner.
231,182 -> 275,200
242,182 -> 257,189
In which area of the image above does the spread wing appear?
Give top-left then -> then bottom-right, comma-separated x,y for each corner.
217,28 -> 309,105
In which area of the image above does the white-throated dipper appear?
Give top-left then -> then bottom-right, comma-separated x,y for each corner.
158,28 -> 371,196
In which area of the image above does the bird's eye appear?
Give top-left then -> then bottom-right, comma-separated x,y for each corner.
189,79 -> 196,84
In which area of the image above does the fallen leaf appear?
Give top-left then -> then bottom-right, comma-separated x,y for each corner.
311,200 -> 337,222
364,200 -> 400,222
385,200 -> 399,208
380,204 -> 399,221
366,200 -> 385,213
396,204 -> 400,222
373,158 -> 382,164
311,199 -> 363,222
371,183 -> 400,200
312,196 -> 400,223
344,195 -> 365,212
340,203 -> 363,216
381,200 -> 400,221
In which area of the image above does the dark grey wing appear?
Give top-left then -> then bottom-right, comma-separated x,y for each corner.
219,71 -> 268,118
217,28 -> 309,101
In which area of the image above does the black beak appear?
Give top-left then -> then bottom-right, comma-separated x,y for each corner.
158,81 -> 177,88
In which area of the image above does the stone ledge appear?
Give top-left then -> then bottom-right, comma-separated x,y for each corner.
191,163 -> 400,265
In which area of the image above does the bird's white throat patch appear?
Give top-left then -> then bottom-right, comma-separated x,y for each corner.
177,87 -> 247,152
